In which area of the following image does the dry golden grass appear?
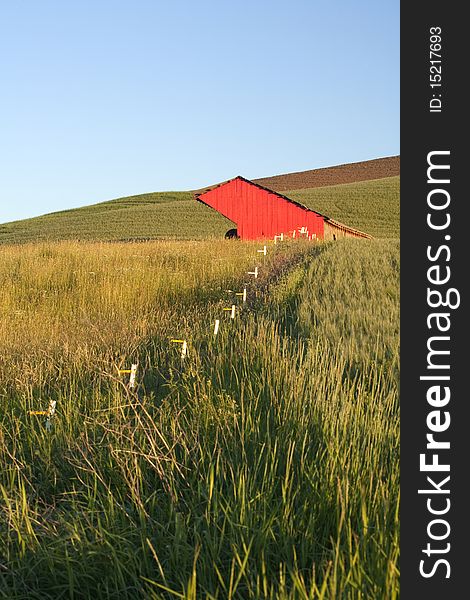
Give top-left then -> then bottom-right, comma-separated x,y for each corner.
0,240 -> 265,397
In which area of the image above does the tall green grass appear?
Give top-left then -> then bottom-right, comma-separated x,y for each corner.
0,238 -> 399,598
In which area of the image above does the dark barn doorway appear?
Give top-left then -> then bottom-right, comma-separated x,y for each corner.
224,228 -> 239,239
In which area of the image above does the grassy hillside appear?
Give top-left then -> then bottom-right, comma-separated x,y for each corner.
0,238 -> 399,598
0,177 -> 399,244
0,192 -> 235,244
288,176 -> 400,239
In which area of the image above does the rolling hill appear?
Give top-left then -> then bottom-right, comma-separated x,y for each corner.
253,155 -> 399,191
0,158 -> 400,244
288,177 -> 399,239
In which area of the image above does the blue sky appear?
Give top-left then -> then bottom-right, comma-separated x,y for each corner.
0,0 -> 399,223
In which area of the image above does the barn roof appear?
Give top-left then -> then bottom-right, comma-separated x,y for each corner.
194,175 -> 325,216
194,176 -> 372,239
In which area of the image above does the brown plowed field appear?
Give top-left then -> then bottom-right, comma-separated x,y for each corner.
252,156 -> 400,192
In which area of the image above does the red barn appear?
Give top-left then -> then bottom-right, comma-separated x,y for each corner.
195,176 -> 371,241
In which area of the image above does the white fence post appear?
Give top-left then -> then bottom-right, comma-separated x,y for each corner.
223,305 -> 236,319
117,364 -> 139,389
171,339 -> 188,359
235,288 -> 247,303
129,363 -> 138,389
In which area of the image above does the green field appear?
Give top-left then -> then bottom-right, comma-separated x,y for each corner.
0,177 -> 399,244
0,192 -> 233,244
0,237 -> 399,598
288,177 -> 400,239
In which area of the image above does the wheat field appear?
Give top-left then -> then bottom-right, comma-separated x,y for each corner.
0,237 -> 399,599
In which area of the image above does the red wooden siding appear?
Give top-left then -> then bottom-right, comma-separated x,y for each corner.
195,176 -> 371,241
195,177 -> 325,240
